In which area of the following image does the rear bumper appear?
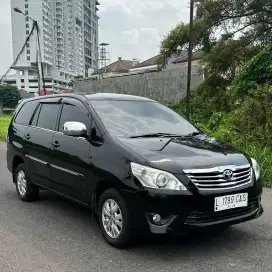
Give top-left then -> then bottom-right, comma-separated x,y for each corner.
125,183 -> 263,234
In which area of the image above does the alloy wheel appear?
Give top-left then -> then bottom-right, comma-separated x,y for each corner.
17,170 -> 27,196
102,199 -> 123,239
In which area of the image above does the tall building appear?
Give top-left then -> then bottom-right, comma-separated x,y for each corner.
8,0 -> 99,94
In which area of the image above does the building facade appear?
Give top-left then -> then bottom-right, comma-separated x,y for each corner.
8,0 -> 99,94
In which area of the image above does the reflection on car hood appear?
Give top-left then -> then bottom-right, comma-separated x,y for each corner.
117,134 -> 250,173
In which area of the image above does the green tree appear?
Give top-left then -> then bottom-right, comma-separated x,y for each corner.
160,20 -> 213,57
232,44 -> 272,96
195,0 -> 272,45
0,85 -> 21,109
158,20 -> 213,67
160,0 -> 271,81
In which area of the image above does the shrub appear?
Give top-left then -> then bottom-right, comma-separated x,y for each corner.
232,45 -> 272,96
0,84 -> 21,109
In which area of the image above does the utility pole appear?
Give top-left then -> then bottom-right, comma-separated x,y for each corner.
186,0 -> 194,120
34,21 -> 47,95
14,7 -> 46,96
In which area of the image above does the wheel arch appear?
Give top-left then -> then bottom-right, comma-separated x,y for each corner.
12,155 -> 25,183
95,180 -> 118,204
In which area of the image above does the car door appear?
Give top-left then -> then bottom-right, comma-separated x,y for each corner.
50,98 -> 92,203
24,99 -> 61,189
9,99 -> 39,175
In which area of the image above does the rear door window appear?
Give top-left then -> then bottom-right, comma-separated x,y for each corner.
14,100 -> 39,126
30,104 -> 41,126
36,103 -> 60,131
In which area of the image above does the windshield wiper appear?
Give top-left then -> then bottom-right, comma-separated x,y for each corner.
184,131 -> 203,137
129,133 -> 183,138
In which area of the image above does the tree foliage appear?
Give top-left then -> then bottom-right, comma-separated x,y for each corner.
195,0 -> 272,44
202,37 -> 260,77
160,0 -> 272,84
231,44 -> 272,96
0,85 -> 21,109
160,20 -> 213,58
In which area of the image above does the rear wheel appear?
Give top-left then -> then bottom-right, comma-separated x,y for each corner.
98,188 -> 133,248
15,164 -> 39,202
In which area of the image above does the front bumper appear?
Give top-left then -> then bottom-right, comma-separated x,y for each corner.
170,195 -> 263,232
125,183 -> 263,234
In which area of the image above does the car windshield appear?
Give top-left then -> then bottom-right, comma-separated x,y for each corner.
90,100 -> 198,138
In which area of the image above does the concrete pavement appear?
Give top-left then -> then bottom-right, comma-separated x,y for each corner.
1,142 -> 272,272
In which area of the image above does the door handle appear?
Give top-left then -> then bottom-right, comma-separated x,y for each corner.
52,141 -> 60,148
25,134 -> 31,140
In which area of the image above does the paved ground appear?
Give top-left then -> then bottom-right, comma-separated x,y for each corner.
1,142 -> 272,272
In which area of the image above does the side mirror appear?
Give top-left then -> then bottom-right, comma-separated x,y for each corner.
63,121 -> 87,137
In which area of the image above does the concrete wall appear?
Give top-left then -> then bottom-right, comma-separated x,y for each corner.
166,59 -> 202,72
74,68 -> 204,105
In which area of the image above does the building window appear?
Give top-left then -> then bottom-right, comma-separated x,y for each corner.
26,23 -> 29,28
27,56 -> 30,61
25,17 -> 29,22
21,79 -> 24,83
26,30 -> 29,35
27,49 -> 30,54
25,4 -> 28,8
25,10 -> 28,15
26,43 -> 30,48
21,86 -> 25,88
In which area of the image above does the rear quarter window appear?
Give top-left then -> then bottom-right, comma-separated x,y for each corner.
14,100 -> 39,126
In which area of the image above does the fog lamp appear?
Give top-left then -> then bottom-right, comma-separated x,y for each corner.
152,214 -> 161,223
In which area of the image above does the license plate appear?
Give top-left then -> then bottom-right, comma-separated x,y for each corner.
214,193 -> 248,212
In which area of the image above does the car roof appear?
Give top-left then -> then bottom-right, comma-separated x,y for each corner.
85,93 -> 154,101
19,93 -> 154,103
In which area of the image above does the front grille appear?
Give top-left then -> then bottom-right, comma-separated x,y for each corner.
183,164 -> 253,191
185,199 -> 259,225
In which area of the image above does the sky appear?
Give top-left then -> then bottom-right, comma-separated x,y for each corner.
0,0 -> 189,75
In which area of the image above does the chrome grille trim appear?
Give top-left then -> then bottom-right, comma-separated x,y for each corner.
183,164 -> 253,191
183,164 -> 251,174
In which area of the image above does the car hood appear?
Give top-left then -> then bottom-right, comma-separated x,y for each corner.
117,134 -> 250,173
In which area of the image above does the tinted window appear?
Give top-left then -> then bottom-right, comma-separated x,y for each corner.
58,103 -> 90,133
37,103 -> 60,131
30,104 -> 41,126
91,120 -> 103,142
15,100 -> 38,126
90,100 -> 198,137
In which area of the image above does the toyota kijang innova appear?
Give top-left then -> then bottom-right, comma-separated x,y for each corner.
6,93 -> 263,248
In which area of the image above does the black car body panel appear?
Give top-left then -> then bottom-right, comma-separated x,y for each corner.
6,93 -> 263,238
117,135 -> 251,172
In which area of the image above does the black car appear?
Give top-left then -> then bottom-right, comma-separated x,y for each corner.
6,93 -> 263,248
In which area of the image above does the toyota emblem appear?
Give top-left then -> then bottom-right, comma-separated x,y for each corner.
223,169 -> 233,180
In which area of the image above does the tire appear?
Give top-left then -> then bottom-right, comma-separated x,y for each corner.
98,188 -> 133,248
14,163 -> 39,202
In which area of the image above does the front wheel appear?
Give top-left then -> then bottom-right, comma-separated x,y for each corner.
15,164 -> 39,202
98,189 -> 133,248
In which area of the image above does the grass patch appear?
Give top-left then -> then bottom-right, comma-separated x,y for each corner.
0,115 -> 12,141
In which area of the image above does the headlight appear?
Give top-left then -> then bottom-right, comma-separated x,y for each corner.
130,162 -> 187,191
251,158 -> 260,181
